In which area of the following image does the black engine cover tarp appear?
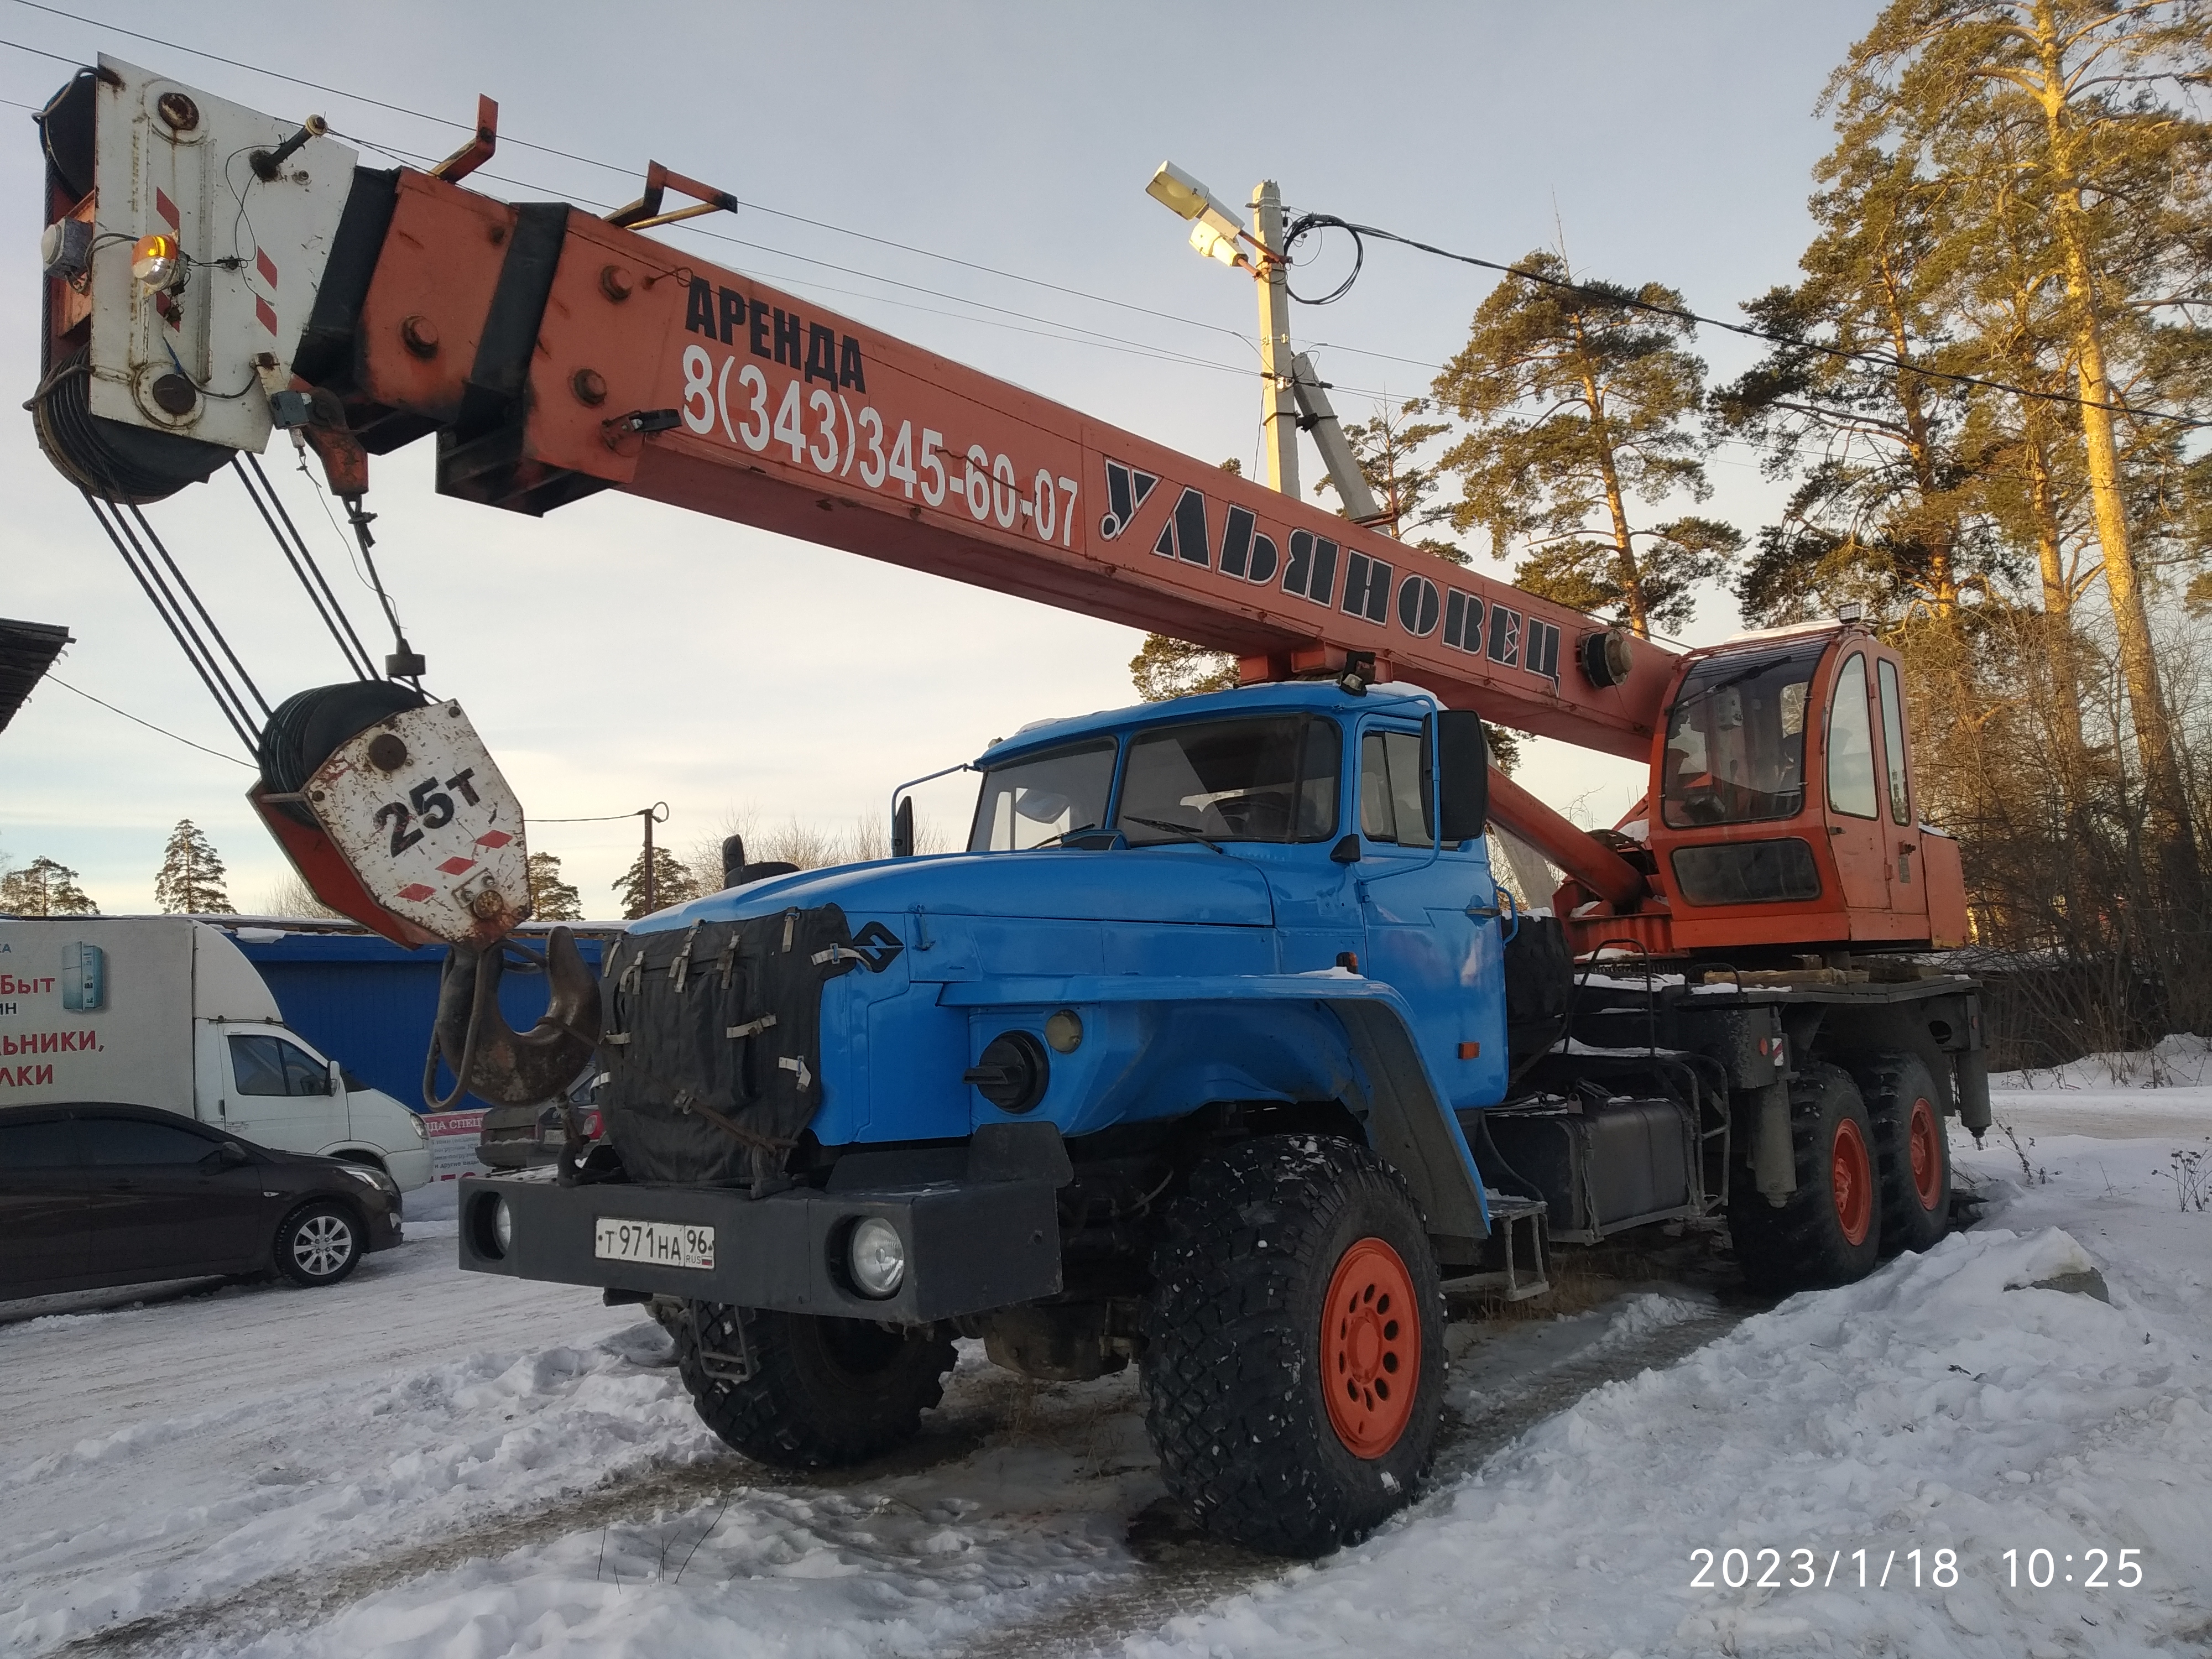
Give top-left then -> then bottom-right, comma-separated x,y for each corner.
598,905 -> 867,1185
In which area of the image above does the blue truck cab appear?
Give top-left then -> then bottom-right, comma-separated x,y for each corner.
456,675 -> 1984,1556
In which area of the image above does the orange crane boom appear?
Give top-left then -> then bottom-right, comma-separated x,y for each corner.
327,169 -> 1671,760
36,60 -> 1975,952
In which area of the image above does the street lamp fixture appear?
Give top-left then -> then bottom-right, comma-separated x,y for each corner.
1144,162 -> 1260,272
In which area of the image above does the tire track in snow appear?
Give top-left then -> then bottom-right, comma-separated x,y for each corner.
47,1417 -> 1006,1659
956,1298 -> 1753,1659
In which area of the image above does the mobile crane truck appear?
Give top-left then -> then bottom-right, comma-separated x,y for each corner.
29,59 -> 1990,1556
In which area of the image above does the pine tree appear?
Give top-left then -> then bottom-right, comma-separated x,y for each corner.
1129,635 -> 1239,702
527,851 -> 584,921
154,821 -> 232,914
1713,137 -> 1997,629
1432,251 -> 1741,638
1834,0 -> 2212,907
612,847 -> 697,921
1313,397 -> 1466,560
0,856 -> 98,916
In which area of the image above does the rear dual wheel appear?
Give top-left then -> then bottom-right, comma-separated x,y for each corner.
1730,1064 -> 1883,1292
1855,1052 -> 1952,1256
1141,1135 -> 1444,1557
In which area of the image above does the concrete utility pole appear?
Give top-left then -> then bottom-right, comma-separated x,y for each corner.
635,801 -> 669,912
1250,180 -> 1299,499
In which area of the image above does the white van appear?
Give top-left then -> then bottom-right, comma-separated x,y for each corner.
0,916 -> 431,1190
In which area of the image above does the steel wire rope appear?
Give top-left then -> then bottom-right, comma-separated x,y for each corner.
122,499 -> 273,724
242,452 -> 380,675
79,493 -> 260,750
229,454 -> 377,680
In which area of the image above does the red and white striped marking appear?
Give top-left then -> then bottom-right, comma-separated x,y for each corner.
253,246 -> 278,336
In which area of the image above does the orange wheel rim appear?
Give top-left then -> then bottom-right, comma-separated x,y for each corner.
1831,1117 -> 1872,1246
1321,1237 -> 1420,1459
1908,1097 -> 1943,1212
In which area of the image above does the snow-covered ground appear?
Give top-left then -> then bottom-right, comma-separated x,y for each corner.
3,1053 -> 2207,1658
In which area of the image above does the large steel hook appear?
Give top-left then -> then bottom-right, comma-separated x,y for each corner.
426,925 -> 602,1108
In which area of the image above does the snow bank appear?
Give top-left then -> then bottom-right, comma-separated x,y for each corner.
1994,1032 -> 2212,1092
1128,1223 -> 2212,1659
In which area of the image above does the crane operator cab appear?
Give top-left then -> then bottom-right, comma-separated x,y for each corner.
1564,620 -> 1969,958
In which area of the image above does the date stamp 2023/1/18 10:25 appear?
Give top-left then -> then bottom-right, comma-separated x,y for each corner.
1689,1545 -> 2146,1594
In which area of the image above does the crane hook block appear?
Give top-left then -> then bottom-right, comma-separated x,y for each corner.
251,687 -> 533,951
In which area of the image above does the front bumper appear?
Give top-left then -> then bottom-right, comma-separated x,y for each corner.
456,1173 -> 1063,1323
383,1144 -> 435,1192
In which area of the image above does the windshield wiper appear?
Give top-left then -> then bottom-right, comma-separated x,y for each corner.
1025,822 -> 1098,850
1120,813 -> 1227,853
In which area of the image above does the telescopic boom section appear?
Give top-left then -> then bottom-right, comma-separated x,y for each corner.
325,169 -> 1675,756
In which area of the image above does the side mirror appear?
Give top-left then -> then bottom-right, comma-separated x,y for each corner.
891,796 -> 916,859
327,1060 -> 344,1096
213,1140 -> 251,1168
1425,709 -> 1490,845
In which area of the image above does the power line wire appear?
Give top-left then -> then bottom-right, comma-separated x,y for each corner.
6,2 -> 1249,348
0,31 -> 80,65
1282,211 -> 2212,433
43,674 -> 254,766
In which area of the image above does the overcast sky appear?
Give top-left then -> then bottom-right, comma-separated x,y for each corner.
2,0 -> 1881,915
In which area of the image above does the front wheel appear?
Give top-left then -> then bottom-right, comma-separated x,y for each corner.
1730,1064 -> 1882,1292
275,1201 -> 363,1287
1141,1135 -> 1445,1557
672,1303 -> 955,1469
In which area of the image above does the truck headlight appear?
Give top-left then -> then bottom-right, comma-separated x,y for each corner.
471,1193 -> 514,1258
409,1113 -> 429,1141
848,1217 -> 905,1298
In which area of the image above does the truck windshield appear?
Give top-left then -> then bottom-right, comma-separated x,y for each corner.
1117,716 -> 1339,844
969,738 -> 1118,851
1662,642 -> 1828,828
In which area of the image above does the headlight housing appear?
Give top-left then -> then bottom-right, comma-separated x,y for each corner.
847,1216 -> 906,1298
409,1113 -> 429,1141
340,1163 -> 397,1192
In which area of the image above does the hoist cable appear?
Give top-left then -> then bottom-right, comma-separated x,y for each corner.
231,454 -> 375,680
80,492 -> 259,753
123,500 -> 272,722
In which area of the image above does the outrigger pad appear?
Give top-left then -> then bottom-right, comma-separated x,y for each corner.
598,905 -> 877,1186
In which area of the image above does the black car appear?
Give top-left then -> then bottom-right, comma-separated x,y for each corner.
0,1102 -> 403,1299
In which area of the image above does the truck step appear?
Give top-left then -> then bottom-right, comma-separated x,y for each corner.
1441,1192 -> 1551,1302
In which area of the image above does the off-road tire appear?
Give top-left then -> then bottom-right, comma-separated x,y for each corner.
1140,1135 -> 1445,1557
672,1303 -> 955,1469
1730,1063 -> 1882,1293
274,1200 -> 363,1287
1854,1051 -> 1951,1257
